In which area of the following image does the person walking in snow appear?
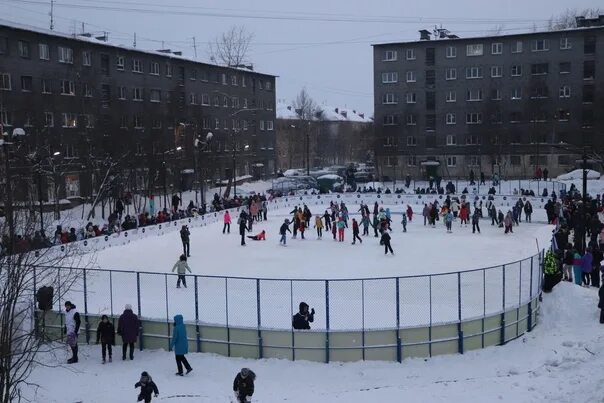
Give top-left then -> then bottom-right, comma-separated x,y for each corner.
582,248 -> 593,287
459,203 -> 469,227
118,304 -> 139,361
172,254 -> 192,288
279,219 -> 291,246
135,371 -> 159,403
314,215 -> 323,239
223,211 -> 232,234
471,209 -> 481,234
444,210 -> 453,233
504,211 -> 513,234
239,210 -> 250,246
361,214 -> 370,236
351,218 -> 362,244
381,231 -> 394,255
323,210 -> 332,232
524,201 -> 533,223
96,314 -> 115,364
422,204 -> 430,226
337,216 -> 346,242
298,218 -> 306,240
400,213 -> 407,232
171,314 -> 193,376
562,245 -> 574,282
406,205 -> 413,222
180,225 -> 190,258
64,301 -> 81,364
233,368 -> 256,403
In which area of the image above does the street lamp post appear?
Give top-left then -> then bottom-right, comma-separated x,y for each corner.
194,132 -> 213,210
1,128 -> 27,255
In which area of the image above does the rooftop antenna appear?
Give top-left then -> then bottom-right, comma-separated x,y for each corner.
192,36 -> 197,58
49,0 -> 54,30
133,32 -> 137,48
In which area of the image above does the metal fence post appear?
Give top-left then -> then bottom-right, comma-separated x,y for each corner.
136,272 -> 143,350
109,271 -> 114,318
225,277 -> 230,357
257,279 -> 263,359
290,280 -> 295,361
83,268 -> 90,344
361,280 -> 365,361
395,277 -> 401,363
325,280 -> 330,364
194,275 -> 201,353
457,272 -> 463,354
165,274 -> 170,351
500,265 -> 506,345
528,257 -> 534,331
58,268 -> 63,342
429,275 -> 432,357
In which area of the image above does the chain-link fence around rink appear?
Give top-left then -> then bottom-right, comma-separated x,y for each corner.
34,250 -> 544,332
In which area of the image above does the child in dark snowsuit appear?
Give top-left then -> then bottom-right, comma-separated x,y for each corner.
381,231 -> 394,255
233,368 -> 256,403
400,214 -> 407,232
96,314 -> 115,364
135,371 -> 159,403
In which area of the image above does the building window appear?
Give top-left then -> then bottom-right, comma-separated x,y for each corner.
511,41 -> 523,53
221,73 -> 228,85
150,89 -> 161,102
382,93 -> 398,104
82,50 -> 92,66
446,113 -> 456,125
82,114 -> 94,128
511,88 -> 522,100
189,69 -> 197,81
583,85 -> 594,103
511,65 -> 522,76
407,155 -> 417,166
426,115 -> 436,131
466,112 -> 482,124
132,59 -> 143,73
201,93 -> 210,105
0,73 -> 11,91
133,87 -> 143,101
556,62 -> 571,75
403,71 -> 415,83
18,41 -> 30,58
116,55 -> 125,70
232,97 -> 240,108
405,92 -> 416,104
383,136 -> 396,147
152,119 -> 162,129
532,39 -> 549,52
134,115 -> 144,129
466,44 -> 483,56
38,43 -> 49,60
584,35 -> 596,54
530,86 -> 548,99
84,83 -> 93,97
62,113 -> 77,128
559,85 -> 571,98
223,96 -> 229,107
491,42 -> 503,54
491,89 -> 502,101
382,72 -> 398,83
229,75 -> 237,86
465,66 -> 482,79
60,80 -> 75,95
466,135 -> 480,145
20,76 -> 32,92
468,156 -> 481,167
510,111 -> 522,123
165,63 -> 172,77
406,114 -> 417,126
407,136 -> 417,146
446,156 -> 457,167
119,115 -> 128,128
531,63 -> 549,75
149,62 -> 160,75
115,86 -> 125,100
259,120 -> 265,131
406,48 -> 416,60
445,68 -> 457,80
267,120 -> 274,131
446,91 -> 456,102
446,134 -> 457,146
466,89 -> 483,101
190,93 -> 198,105
214,118 -> 220,129
0,109 -> 11,126
385,156 -> 398,167
243,98 -> 248,109
584,60 -> 595,80
560,37 -> 571,50
58,46 -> 73,63
490,65 -> 503,78
383,50 -> 397,61
41,79 -> 51,94
44,112 -> 54,127
491,111 -> 503,124
383,115 -> 399,125
446,46 -> 456,58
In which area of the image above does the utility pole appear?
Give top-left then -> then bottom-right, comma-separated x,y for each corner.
192,37 -> 197,58
133,32 -> 137,48
50,0 -> 54,30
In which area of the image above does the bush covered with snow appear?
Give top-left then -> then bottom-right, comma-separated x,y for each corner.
557,169 -> 601,181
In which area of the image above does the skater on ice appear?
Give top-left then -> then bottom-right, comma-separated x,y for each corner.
247,230 -> 266,241
314,215 -> 323,239
172,254 -> 192,288
180,225 -> 190,257
351,218 -> 362,244
279,219 -> 291,246
223,211 -> 231,234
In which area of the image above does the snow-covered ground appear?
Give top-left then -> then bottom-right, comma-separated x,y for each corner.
27,282 -> 604,402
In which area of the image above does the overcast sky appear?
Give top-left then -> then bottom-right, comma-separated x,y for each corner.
3,0 -> 602,115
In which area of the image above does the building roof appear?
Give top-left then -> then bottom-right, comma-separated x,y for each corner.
276,100 -> 372,123
0,19 -> 277,77
372,25 -> 604,47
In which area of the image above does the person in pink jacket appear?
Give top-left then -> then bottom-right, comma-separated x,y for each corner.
223,211 -> 231,234
250,202 -> 259,223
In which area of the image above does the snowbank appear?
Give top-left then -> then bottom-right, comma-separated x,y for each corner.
557,169 -> 601,181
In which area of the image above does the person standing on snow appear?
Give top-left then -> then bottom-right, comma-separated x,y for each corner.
233,368 -> 256,403
223,211 -> 232,234
381,231 -> 394,255
314,215 -> 323,239
64,301 -> 81,364
598,282 -> 604,324
351,218 -> 362,244
292,302 -> 315,330
96,314 -> 115,364
180,225 -> 190,258
471,209 -> 481,234
503,211 -> 513,234
135,371 -> 159,403
406,205 -> 413,222
361,214 -> 370,236
323,210 -> 332,232
444,210 -> 454,233
171,314 -> 193,376
118,304 -> 139,361
400,213 -> 407,233
239,210 -> 250,246
337,216 -> 346,242
172,254 -> 192,288
524,201 -> 533,223
279,219 -> 291,246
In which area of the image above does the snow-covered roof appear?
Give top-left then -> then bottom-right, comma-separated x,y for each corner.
0,19 -> 277,77
276,100 -> 372,123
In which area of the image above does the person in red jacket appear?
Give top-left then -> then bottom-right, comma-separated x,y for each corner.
351,218 -> 362,245
459,203 -> 469,227
406,205 -> 413,222
247,230 -> 266,241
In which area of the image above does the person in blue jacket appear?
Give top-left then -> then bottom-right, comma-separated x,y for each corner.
171,314 -> 192,376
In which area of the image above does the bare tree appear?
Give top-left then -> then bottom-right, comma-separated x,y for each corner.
208,25 -> 254,67
0,205 -> 89,402
548,8 -> 602,30
293,88 -> 319,122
